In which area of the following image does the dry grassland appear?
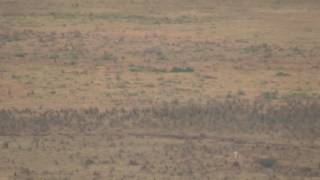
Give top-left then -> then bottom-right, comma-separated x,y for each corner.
0,0 -> 320,179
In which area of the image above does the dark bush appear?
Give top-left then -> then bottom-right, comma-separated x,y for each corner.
171,66 -> 194,73
256,158 -> 277,168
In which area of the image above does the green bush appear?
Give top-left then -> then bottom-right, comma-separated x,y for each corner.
171,66 -> 194,73
275,71 -> 290,77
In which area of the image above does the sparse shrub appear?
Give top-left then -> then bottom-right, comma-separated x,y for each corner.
237,89 -> 246,96
48,54 -> 59,60
226,91 -> 234,98
129,65 -> 145,72
243,43 -> 273,58
50,90 -> 56,95
67,50 -> 79,60
150,67 -> 167,73
15,51 -> 27,58
69,61 -> 77,66
171,66 -> 194,73
102,51 -> 117,61
290,46 -> 305,56
300,167 -> 312,176
129,65 -> 167,73
260,90 -> 279,99
232,161 -> 240,169
128,160 -> 139,166
84,159 -> 95,167
275,71 -> 290,77
144,47 -> 168,61
155,51 -> 168,60
256,158 -> 277,168
2,141 -> 9,149
11,74 -> 21,80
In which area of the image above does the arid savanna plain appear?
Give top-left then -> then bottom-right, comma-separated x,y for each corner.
0,0 -> 320,179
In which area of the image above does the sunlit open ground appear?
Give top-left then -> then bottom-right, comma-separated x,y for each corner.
0,0 -> 320,179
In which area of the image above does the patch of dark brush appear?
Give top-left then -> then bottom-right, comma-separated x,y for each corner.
0,94 -> 319,138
